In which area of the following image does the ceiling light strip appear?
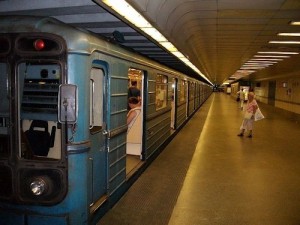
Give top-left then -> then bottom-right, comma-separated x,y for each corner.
254,55 -> 290,58
277,32 -> 300,37
269,41 -> 300,44
290,21 -> 300,25
101,0 -> 212,84
257,51 -> 299,55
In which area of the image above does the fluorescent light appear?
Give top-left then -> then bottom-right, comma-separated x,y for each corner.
241,65 -> 265,68
141,27 -> 167,42
257,51 -> 299,55
248,61 -> 278,65
171,51 -> 185,58
290,21 -> 300,25
127,15 -> 152,28
249,58 -> 283,61
248,60 -> 278,63
101,0 -> 213,85
242,64 -> 269,67
269,41 -> 300,44
278,33 -> 300,37
160,42 -> 177,52
103,0 -> 151,28
245,61 -> 272,64
254,55 -> 290,58
184,61 -> 194,68
180,58 -> 189,62
244,63 -> 273,66
241,66 -> 265,69
258,51 -> 299,55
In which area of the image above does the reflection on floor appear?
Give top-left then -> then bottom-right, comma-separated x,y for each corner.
126,154 -> 142,176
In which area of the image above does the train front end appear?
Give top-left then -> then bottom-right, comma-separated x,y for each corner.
0,27 -> 84,224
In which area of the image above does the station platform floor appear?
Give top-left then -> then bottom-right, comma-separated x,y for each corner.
98,93 -> 300,225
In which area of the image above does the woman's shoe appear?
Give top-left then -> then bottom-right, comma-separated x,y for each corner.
237,133 -> 244,137
247,134 -> 252,138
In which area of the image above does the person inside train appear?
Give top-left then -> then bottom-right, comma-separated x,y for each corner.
127,97 -> 141,126
128,80 -> 141,100
127,97 -> 142,155
237,92 -> 258,138
128,80 -> 141,110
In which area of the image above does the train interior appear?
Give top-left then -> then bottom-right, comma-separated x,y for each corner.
126,69 -> 143,176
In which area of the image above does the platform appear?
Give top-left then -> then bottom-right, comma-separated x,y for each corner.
98,93 -> 300,225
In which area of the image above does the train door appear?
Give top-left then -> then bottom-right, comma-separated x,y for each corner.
171,78 -> 177,130
89,67 -> 108,207
126,68 -> 143,175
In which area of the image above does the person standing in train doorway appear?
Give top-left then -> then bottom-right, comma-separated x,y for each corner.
128,80 -> 141,100
128,80 -> 141,110
237,88 -> 245,110
237,92 -> 258,138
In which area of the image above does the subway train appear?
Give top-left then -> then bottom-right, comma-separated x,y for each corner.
0,16 -> 212,225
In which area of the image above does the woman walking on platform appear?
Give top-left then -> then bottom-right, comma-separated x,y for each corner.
237,92 -> 258,138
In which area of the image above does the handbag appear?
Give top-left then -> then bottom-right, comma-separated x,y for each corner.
254,108 -> 265,121
244,111 -> 253,120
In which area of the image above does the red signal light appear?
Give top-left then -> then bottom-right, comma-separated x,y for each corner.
34,39 -> 45,51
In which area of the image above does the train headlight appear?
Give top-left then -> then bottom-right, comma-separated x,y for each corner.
19,169 -> 65,205
30,177 -> 47,196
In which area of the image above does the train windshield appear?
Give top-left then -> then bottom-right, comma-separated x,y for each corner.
0,62 -> 9,158
18,61 -> 62,160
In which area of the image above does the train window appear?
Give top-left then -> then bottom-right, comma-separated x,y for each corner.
179,80 -> 187,103
18,62 -> 60,121
156,74 -> 168,110
17,61 -> 62,160
90,68 -> 104,133
0,62 -> 10,158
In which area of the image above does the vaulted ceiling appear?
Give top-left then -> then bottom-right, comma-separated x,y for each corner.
1,0 -> 300,85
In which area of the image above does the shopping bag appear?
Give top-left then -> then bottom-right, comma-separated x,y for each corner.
254,108 -> 264,121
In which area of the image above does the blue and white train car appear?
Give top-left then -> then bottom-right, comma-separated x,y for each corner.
0,16 -> 211,225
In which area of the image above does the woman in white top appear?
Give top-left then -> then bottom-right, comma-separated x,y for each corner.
127,97 -> 142,155
127,97 -> 141,128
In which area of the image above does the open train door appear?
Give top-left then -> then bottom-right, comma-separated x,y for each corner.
126,68 -> 144,176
